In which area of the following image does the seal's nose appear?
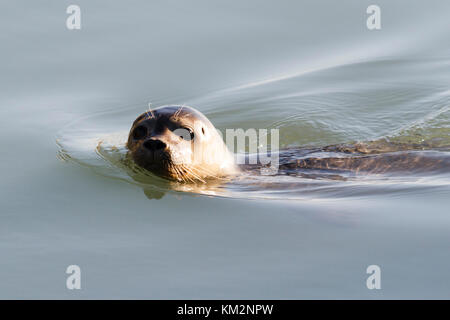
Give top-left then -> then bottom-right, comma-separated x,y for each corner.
143,139 -> 167,151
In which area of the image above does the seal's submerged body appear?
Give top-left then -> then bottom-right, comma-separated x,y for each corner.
127,105 -> 450,183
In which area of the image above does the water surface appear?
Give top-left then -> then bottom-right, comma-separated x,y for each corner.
1,0 -> 450,298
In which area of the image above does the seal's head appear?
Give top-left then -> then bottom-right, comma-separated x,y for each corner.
127,105 -> 238,182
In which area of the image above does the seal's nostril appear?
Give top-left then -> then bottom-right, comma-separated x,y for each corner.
143,139 -> 166,151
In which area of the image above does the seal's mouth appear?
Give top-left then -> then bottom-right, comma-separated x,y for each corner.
132,145 -> 188,181
133,149 -> 205,183
136,138 -> 170,164
136,148 -> 171,171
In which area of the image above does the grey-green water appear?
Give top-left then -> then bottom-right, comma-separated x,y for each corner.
1,0 -> 450,298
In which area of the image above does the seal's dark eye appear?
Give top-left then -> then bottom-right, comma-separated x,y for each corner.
133,126 -> 147,140
174,127 -> 194,141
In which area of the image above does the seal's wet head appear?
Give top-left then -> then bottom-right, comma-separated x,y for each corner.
127,105 -> 238,182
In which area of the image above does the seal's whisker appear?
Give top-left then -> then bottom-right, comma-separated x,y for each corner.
190,171 -> 207,184
146,103 -> 155,119
174,104 -> 184,119
175,166 -> 190,183
190,166 -> 223,181
191,165 -> 222,178
181,167 -> 197,184
182,166 -> 206,183
170,163 -> 182,182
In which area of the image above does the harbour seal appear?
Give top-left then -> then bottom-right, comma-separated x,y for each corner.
127,105 -> 238,182
128,105 -> 450,183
